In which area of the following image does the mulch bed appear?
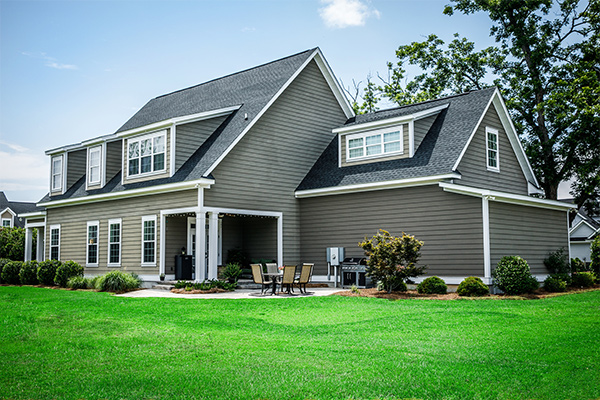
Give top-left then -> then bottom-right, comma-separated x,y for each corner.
170,287 -> 231,295
333,286 -> 600,300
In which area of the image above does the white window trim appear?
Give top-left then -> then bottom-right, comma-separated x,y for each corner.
50,224 -> 61,260
107,218 -> 122,267
126,130 -> 167,180
2,218 -> 13,228
486,127 -> 500,172
86,220 -> 99,267
51,154 -> 64,192
87,145 -> 103,187
345,125 -> 404,163
141,215 -> 157,267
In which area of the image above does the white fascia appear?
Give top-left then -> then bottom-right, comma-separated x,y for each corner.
569,219 -> 595,235
312,48 -> 355,119
37,178 -> 214,209
333,104 -> 449,136
19,211 -> 46,219
295,173 -> 461,198
1,207 -> 16,218
439,182 -> 576,211
588,228 -> 600,241
116,105 -> 241,138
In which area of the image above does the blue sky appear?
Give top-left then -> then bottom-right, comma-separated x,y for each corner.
0,0 -> 503,202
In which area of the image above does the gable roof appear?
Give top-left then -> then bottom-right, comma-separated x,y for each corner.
0,192 -> 41,227
40,48 -> 353,207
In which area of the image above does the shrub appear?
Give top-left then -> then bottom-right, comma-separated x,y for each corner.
591,236 -> 600,277
360,229 -> 425,293
67,276 -> 90,290
37,260 -> 61,286
222,263 -> 243,282
0,258 -> 11,283
1,261 -> 23,284
96,271 -> 141,292
417,276 -> 447,294
571,272 -> 595,288
544,276 -> 567,292
19,261 -> 39,285
570,257 -> 589,273
492,256 -> 539,295
88,275 -> 100,289
0,227 -> 25,261
54,260 -> 84,287
457,276 -> 489,297
544,248 -> 570,274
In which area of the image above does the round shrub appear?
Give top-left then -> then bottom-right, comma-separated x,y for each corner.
19,261 -> 39,285
571,272 -> 595,288
2,261 -> 23,284
37,260 -> 61,286
67,276 -> 90,290
96,271 -> 141,292
544,275 -> 567,292
54,260 -> 84,287
0,258 -> 12,283
457,276 -> 489,297
492,256 -> 539,295
417,276 -> 447,294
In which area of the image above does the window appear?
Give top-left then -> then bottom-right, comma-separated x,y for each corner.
50,225 -> 60,260
51,155 -> 63,191
88,146 -> 102,185
2,218 -> 11,227
486,127 -> 499,171
346,127 -> 403,161
128,131 -> 166,177
108,219 -> 122,266
87,221 -> 99,266
142,216 -> 156,265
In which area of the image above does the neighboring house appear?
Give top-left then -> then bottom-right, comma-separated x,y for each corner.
23,48 -> 573,284
569,206 -> 600,263
0,192 -> 39,228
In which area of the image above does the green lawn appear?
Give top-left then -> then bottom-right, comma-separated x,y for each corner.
1,287 -> 599,400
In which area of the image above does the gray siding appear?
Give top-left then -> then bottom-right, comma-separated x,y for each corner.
123,129 -> 171,184
489,201 -> 568,275
204,60 -> 348,265
457,105 -> 529,195
414,114 -> 437,151
340,123 -> 409,167
164,216 -> 187,274
299,185 -> 485,277
175,116 -> 228,171
105,140 -> 123,182
45,189 -> 198,275
66,149 -> 86,190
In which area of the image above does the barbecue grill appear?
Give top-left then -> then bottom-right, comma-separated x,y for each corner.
340,257 -> 372,288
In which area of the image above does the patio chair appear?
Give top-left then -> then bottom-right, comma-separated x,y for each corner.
279,265 -> 296,294
251,264 -> 273,295
294,263 -> 314,294
265,263 -> 278,275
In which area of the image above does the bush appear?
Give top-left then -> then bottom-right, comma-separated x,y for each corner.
67,276 -> 90,290
417,276 -> 447,294
0,258 -> 11,283
54,260 -> 84,287
96,271 -> 141,292
19,261 -> 39,285
457,276 -> 489,297
571,272 -> 595,288
551,273 -> 572,286
544,248 -> 570,274
0,227 -> 25,261
544,275 -> 567,292
570,257 -> 589,273
360,229 -> 426,293
1,261 -> 23,284
492,256 -> 539,295
222,263 -> 243,282
37,260 -> 61,286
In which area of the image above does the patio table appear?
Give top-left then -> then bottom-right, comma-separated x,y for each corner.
263,272 -> 282,295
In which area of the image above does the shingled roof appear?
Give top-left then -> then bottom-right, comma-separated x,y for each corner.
297,87 -> 498,191
0,192 -> 41,228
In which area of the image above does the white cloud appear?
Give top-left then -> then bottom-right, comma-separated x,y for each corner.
0,141 -> 48,200
21,52 -> 78,70
319,0 -> 380,29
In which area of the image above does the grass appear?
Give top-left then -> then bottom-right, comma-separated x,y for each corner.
1,287 -> 599,400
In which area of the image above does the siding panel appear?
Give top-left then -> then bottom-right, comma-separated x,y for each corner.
105,140 -> 123,182
414,115 -> 437,151
66,149 -> 86,190
175,116 -> 228,171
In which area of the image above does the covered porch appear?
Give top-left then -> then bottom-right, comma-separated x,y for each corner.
159,207 -> 282,281
22,212 -> 46,262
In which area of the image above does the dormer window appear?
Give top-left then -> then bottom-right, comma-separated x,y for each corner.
486,127 -> 499,172
51,155 -> 63,192
88,146 -> 102,185
346,126 -> 403,162
128,131 -> 166,177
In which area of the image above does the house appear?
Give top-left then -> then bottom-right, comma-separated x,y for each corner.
0,192 -> 39,228
569,205 -> 600,263
23,48 -> 573,285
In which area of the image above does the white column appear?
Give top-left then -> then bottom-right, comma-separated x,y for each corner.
24,228 -> 33,262
277,215 -> 283,266
196,211 -> 206,282
207,212 -> 219,280
482,196 -> 491,281
159,213 -> 166,276
36,228 -> 44,261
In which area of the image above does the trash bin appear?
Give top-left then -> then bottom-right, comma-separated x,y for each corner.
175,255 -> 193,280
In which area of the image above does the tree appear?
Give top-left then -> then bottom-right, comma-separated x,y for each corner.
359,229 -> 426,293
353,0 -> 599,204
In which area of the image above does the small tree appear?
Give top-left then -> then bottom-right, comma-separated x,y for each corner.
359,230 -> 425,293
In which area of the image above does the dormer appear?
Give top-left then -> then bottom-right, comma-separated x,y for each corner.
46,146 -> 86,196
81,136 -> 123,191
334,104 -> 449,167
